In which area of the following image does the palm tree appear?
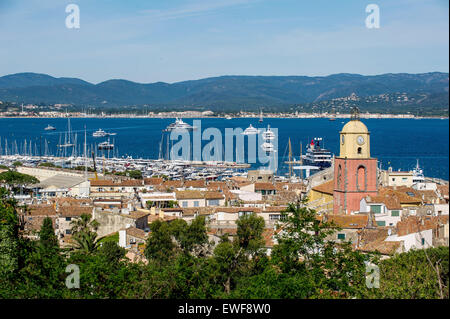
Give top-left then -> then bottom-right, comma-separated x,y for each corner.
70,214 -> 101,253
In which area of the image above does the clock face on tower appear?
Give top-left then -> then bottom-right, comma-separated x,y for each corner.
357,135 -> 365,145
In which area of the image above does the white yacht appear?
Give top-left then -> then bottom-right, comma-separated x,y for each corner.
412,159 -> 425,184
261,142 -> 274,152
93,129 -> 107,137
44,124 -> 56,131
262,125 -> 275,140
242,124 -> 260,135
98,140 -> 114,150
164,118 -> 197,132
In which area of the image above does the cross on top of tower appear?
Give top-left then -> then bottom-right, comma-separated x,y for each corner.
350,106 -> 360,120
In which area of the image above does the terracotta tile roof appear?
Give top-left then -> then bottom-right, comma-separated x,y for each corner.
214,207 -> 262,214
396,215 -> 449,236
22,215 -> 57,232
358,239 -> 402,255
437,185 -> 449,198
90,179 -> 117,186
119,180 -> 144,187
126,227 -> 148,240
182,207 -> 215,216
365,194 -> 402,210
312,180 -> 334,196
163,180 -> 184,188
204,191 -> 225,200
25,205 -> 57,216
126,210 -> 150,220
184,180 -> 206,188
380,187 -> 422,205
144,178 -> 164,186
324,214 -> 369,229
357,228 -> 390,246
254,182 -> 276,191
59,206 -> 93,217
176,190 -> 204,199
207,181 -> 229,190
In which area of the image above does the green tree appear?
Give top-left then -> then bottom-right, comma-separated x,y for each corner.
270,201 -> 369,298
144,219 -> 175,264
363,247 -> 449,299
70,214 -> 101,254
0,171 -> 39,194
97,241 -> 126,264
39,217 -> 58,252
12,161 -> 22,168
127,170 -> 142,179
236,213 -> 265,254
0,188 -> 19,277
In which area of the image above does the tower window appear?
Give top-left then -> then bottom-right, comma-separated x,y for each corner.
357,147 -> 362,154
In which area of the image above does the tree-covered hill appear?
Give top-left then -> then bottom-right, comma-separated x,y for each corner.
0,72 -> 448,114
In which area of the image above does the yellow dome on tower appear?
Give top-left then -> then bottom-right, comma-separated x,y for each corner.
341,120 -> 369,134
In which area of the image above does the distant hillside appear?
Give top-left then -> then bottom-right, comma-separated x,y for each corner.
0,72 -> 448,114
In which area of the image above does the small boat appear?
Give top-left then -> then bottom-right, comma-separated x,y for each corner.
225,115 -> 232,120
98,140 -> 114,150
242,124 -> 260,135
93,129 -> 107,137
44,124 -> 56,131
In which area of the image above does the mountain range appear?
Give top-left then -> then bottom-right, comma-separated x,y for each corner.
0,72 -> 448,113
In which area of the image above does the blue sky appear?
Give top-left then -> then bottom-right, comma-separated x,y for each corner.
0,0 -> 448,83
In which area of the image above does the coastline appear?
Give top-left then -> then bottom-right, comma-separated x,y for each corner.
1,113 -> 448,120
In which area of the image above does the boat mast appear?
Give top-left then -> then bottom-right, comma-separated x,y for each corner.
288,138 -> 292,179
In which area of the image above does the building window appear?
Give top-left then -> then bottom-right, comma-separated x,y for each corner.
357,147 -> 362,154
194,201 -> 199,207
337,165 -> 342,190
238,211 -> 252,217
208,199 -> 219,206
370,205 -> 382,214
391,210 -> 400,217
356,165 -> 367,191
269,214 -> 281,221
421,238 -> 425,246
65,217 -> 72,221
182,201 -> 188,208
337,233 -> 346,240
376,220 -> 386,227
65,229 -> 71,235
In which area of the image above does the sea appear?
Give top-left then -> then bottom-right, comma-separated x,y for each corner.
0,117 -> 448,181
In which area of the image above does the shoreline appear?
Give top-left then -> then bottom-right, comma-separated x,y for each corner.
1,114 -> 448,120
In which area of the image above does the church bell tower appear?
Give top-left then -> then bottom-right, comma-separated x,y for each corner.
333,108 -> 378,214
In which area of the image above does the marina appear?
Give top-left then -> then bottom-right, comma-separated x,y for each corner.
0,117 -> 448,181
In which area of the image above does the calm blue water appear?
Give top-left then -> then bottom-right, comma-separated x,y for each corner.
0,118 -> 448,181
